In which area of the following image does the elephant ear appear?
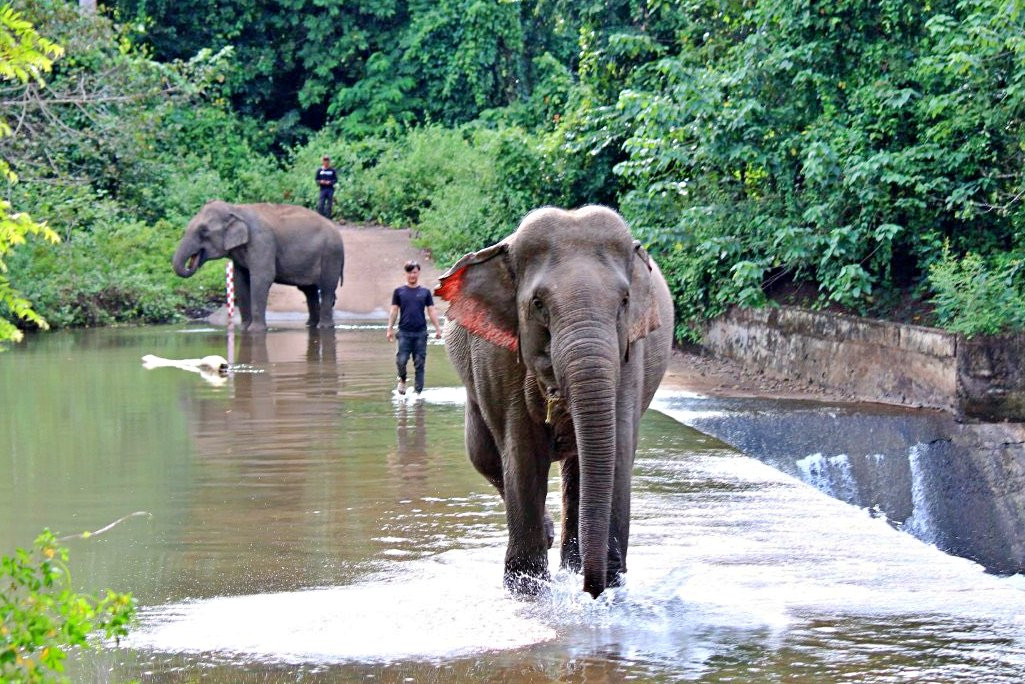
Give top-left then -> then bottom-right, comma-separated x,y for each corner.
628,241 -> 663,343
435,242 -> 518,351
223,212 -> 250,251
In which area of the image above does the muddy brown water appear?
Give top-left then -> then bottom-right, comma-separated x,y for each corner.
1,323 -> 1024,681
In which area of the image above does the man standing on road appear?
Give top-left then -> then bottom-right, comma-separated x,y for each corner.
315,155 -> 337,219
387,260 -> 443,396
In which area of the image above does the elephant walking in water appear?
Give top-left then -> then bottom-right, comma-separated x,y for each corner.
172,201 -> 345,332
436,206 -> 673,598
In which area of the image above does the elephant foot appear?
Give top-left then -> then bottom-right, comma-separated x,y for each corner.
559,549 -> 581,573
245,322 -> 268,333
543,513 -> 555,550
503,554 -> 549,595
316,320 -> 336,329
503,569 -> 551,596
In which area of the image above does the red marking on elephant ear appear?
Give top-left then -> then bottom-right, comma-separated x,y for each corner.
434,265 -> 465,303
437,266 -> 518,352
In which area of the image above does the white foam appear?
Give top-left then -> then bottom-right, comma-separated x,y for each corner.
127,553 -> 555,663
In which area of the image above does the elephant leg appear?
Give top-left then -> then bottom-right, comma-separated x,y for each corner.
544,511 -> 555,551
501,430 -> 553,594
299,285 -> 320,327
466,398 -> 503,494
467,397 -> 553,549
247,275 -> 272,332
316,275 -> 337,328
467,398 -> 554,551
234,264 -> 252,328
559,453 -> 581,572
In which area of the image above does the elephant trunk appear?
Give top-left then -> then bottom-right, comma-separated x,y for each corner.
172,238 -> 203,278
561,330 -> 619,599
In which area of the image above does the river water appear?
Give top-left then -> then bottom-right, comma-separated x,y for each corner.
1,323 -> 1023,682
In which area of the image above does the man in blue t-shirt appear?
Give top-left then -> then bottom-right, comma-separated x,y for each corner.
386,260 -> 443,395
315,155 -> 338,218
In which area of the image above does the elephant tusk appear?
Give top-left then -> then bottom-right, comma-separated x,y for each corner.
544,390 -> 563,425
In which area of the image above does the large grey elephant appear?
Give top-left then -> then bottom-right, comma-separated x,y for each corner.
173,201 -> 345,332
436,206 -> 673,598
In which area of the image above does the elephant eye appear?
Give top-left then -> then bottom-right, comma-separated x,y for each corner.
531,296 -> 548,323
621,295 -> 630,309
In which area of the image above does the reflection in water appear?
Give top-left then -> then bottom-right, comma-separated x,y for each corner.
141,353 -> 230,386
391,400 -> 429,490
2,325 -> 1024,682
174,328 -> 353,597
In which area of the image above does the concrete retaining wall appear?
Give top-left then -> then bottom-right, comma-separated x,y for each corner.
959,334 -> 1025,421
703,306 -> 1025,421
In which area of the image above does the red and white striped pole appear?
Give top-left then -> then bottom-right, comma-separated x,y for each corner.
225,261 -> 236,325
225,261 -> 236,364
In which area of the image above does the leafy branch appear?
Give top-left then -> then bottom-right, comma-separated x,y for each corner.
0,2 -> 61,347
1,528 -> 138,683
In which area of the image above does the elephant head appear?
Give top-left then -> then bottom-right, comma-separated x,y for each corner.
172,200 -> 250,277
437,206 -> 665,598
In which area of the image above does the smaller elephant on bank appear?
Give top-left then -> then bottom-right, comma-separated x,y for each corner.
436,205 -> 673,598
173,201 -> 345,332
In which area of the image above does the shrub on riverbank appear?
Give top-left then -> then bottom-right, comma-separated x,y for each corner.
1,530 -> 135,682
929,247 -> 1025,337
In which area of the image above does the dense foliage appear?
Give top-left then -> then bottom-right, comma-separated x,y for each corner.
1,530 -> 135,682
108,0 -> 579,136
604,0 -> 1025,337
3,1 -> 276,330
4,0 -> 1025,338
0,4 -> 60,346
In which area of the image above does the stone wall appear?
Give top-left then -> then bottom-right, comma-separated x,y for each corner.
959,334 -> 1025,422
703,306 -> 1025,421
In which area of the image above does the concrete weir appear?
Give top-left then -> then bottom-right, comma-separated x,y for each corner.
704,305 -> 1025,421
698,306 -> 1025,575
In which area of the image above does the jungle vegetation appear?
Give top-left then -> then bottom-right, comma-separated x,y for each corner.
3,0 -> 1025,342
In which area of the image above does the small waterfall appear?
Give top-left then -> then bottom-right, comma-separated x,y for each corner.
902,443 -> 938,545
794,453 -> 857,504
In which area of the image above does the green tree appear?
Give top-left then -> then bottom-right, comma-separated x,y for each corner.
111,0 -> 582,138
2,2 -> 262,330
1,529 -> 136,682
110,0 -> 410,138
0,3 -> 60,346
2,1 -> 236,225
576,0 -> 1025,337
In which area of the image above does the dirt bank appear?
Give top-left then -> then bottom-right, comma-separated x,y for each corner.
262,222 -> 850,403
